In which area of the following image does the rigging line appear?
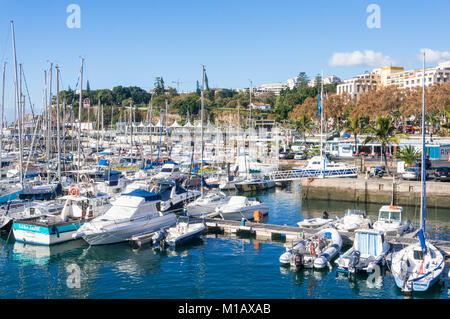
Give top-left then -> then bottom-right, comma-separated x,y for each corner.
20,65 -> 35,117
0,27 -> 11,66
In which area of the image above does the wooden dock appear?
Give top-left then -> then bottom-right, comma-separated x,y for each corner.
195,218 -> 450,257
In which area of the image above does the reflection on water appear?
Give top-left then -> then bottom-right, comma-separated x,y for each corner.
0,184 -> 448,299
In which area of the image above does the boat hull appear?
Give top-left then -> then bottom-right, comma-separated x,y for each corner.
80,214 -> 177,245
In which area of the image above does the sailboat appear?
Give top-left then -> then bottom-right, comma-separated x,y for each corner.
390,54 -> 445,293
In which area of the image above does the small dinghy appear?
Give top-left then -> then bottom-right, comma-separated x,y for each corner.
164,216 -> 205,247
335,229 -> 390,274
279,228 -> 342,269
297,211 -> 332,229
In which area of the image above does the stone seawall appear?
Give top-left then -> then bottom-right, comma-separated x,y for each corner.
301,177 -> 450,209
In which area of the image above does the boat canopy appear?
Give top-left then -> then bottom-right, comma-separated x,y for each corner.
354,229 -> 384,257
122,189 -> 161,202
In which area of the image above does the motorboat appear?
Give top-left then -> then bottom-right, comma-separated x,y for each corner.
164,216 -> 205,247
297,211 -> 333,229
335,229 -> 390,274
279,228 -> 342,269
372,205 -> 410,236
213,196 -> 269,221
334,209 -> 372,232
218,175 -> 246,190
234,177 -> 275,192
292,155 -> 358,178
0,200 -> 65,231
150,180 -> 200,212
12,190 -> 112,245
185,191 -> 230,216
73,189 -> 177,245
151,161 -> 181,181
391,233 -> 444,293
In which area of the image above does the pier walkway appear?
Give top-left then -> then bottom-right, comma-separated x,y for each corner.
264,167 -> 358,182
195,218 -> 450,257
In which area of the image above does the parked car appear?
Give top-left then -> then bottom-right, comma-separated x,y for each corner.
279,152 -> 294,159
294,152 -> 307,160
434,166 -> 450,182
401,167 -> 427,181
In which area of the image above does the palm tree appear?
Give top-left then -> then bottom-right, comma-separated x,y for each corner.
293,115 -> 313,143
344,116 -> 363,155
396,145 -> 419,167
364,115 -> 400,175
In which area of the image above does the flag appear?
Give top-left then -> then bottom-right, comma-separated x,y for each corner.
318,93 -> 322,117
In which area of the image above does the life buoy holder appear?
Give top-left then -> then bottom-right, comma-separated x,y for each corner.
69,187 -> 79,197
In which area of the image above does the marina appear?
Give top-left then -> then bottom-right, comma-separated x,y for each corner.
1,2 -> 450,302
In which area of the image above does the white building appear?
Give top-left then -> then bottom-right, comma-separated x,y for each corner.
307,75 -> 342,87
336,73 -> 378,98
255,82 -> 287,96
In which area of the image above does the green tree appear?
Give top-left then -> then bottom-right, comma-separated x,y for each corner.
396,145 -> 419,167
345,116 -> 364,155
293,114 -> 313,143
364,115 -> 400,174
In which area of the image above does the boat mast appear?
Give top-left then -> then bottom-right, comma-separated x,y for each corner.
47,62 -> 53,183
11,21 -> 24,189
420,53 -> 426,233
148,93 -> 153,157
320,70 -> 324,178
55,65 -> 61,182
1,62 -> 6,181
77,57 -> 84,183
200,65 -> 205,197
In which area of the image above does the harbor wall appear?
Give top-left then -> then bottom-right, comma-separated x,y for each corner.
301,177 -> 450,209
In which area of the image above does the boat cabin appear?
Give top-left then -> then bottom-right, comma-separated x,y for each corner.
378,205 -> 403,223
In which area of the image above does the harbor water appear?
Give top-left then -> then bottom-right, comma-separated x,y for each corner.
1,183 -> 448,299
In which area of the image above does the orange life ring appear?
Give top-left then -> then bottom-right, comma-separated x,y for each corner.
69,187 -> 79,197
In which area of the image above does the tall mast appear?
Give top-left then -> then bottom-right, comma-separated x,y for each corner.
420,53 -> 426,233
47,62 -> 53,183
11,21 -> 24,188
148,93 -> 154,156
56,65 -> 61,182
320,70 -> 324,178
77,57 -> 84,182
200,65 -> 205,197
1,62 -> 6,180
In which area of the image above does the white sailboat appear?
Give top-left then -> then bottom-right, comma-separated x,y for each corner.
390,54 -> 445,293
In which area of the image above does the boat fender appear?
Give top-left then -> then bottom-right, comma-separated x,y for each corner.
309,242 -> 315,256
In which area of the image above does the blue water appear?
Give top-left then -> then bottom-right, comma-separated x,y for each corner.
1,182 -> 449,299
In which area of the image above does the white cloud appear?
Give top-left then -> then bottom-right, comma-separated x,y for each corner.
329,50 -> 396,68
419,48 -> 450,63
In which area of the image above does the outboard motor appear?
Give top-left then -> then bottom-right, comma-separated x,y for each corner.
322,211 -> 329,220
291,251 -> 303,271
349,250 -> 361,273
152,229 -> 168,249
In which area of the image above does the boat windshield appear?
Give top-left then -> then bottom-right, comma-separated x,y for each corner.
390,212 -> 401,222
379,211 -> 390,221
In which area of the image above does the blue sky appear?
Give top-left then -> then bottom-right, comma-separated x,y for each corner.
1,0 -> 449,122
